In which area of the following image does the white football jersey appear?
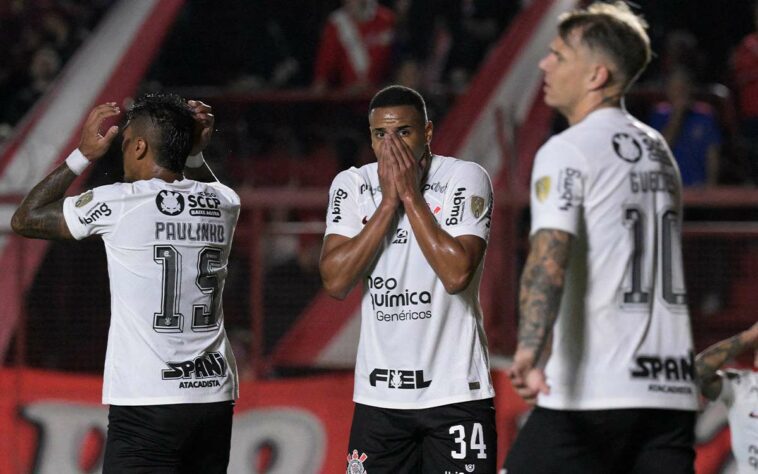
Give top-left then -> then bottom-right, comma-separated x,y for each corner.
63,178 -> 240,406
530,107 -> 699,411
326,155 -> 495,409
717,370 -> 758,473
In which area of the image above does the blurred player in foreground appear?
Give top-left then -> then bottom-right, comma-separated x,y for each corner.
696,322 -> 758,473
505,2 -> 699,473
12,93 -> 239,473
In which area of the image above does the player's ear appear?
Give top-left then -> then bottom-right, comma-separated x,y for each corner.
588,63 -> 611,91
134,137 -> 148,160
425,120 -> 433,145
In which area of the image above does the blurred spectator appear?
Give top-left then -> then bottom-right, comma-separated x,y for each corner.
312,0 -> 396,94
730,0 -> 758,183
656,30 -> 703,83
440,0 -> 520,93
0,0 -> 112,138
263,232 -> 323,355
648,67 -> 721,187
2,47 -> 61,127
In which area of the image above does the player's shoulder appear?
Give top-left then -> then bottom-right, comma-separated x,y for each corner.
84,182 -> 132,202
434,155 -> 490,181
331,163 -> 375,187
720,368 -> 749,383
201,180 -> 240,206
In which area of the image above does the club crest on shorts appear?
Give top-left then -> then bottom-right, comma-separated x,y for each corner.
346,449 -> 368,473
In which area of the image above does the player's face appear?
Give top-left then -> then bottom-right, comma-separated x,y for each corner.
369,105 -> 432,168
539,31 -> 596,118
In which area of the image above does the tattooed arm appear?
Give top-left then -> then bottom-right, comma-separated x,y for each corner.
509,228 -> 572,404
695,322 -> 758,401
11,103 -> 120,240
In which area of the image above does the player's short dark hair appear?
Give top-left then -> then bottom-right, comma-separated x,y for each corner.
126,92 -> 194,172
369,85 -> 428,123
559,1 -> 652,93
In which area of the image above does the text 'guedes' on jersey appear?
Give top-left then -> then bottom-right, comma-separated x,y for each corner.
717,369 -> 758,473
326,155 -> 495,409
63,179 -> 240,405
530,108 -> 698,411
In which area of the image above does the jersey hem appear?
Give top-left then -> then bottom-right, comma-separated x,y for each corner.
104,392 -> 237,406
537,396 -> 699,411
353,389 -> 495,410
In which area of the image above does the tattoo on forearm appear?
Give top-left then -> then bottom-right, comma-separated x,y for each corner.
695,334 -> 744,383
12,163 -> 76,239
518,229 -> 571,361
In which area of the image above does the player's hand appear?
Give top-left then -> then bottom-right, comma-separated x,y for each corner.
744,321 -> 758,349
79,102 -> 120,161
377,139 -> 400,210
189,99 -> 214,155
386,132 -> 423,204
509,356 -> 550,405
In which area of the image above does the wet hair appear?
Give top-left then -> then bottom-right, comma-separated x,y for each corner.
558,1 -> 652,93
126,92 -> 194,172
368,85 -> 428,123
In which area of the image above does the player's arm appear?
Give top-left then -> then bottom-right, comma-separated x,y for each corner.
695,322 -> 758,401
320,206 -> 397,299
320,151 -> 401,300
11,103 -> 120,240
184,100 -> 219,183
386,133 -> 486,294
510,228 -> 572,403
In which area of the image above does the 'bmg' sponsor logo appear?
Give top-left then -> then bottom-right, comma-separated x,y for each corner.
558,168 -> 581,211
331,188 -> 348,223
445,187 -> 466,225
162,351 -> 227,380
78,203 -> 111,225
370,368 -> 432,389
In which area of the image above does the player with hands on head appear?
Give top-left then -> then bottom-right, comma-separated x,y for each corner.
504,2 -> 700,473
12,93 -> 240,474
320,84 -> 497,473
695,322 -> 758,474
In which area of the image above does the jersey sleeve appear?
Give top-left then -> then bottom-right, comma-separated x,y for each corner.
324,170 -> 362,238
441,162 -> 493,241
62,184 -> 125,240
716,370 -> 737,408
529,136 -> 588,236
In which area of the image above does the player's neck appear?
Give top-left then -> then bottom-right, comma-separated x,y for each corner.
151,165 -> 183,183
566,93 -> 622,126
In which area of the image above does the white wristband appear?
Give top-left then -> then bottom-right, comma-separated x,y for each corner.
65,149 -> 91,175
185,152 -> 205,168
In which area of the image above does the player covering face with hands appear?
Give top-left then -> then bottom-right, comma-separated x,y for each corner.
320,85 -> 497,473
12,93 -> 240,474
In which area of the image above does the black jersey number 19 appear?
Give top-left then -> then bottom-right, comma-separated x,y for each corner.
153,245 -> 222,333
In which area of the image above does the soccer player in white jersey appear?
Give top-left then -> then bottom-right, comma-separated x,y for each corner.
504,3 -> 699,473
696,322 -> 758,473
320,85 -> 497,473
12,93 -> 239,473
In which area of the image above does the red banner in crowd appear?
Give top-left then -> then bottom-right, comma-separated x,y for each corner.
0,368 -> 733,473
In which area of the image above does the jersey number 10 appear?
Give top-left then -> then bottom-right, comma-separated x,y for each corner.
623,207 -> 687,307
